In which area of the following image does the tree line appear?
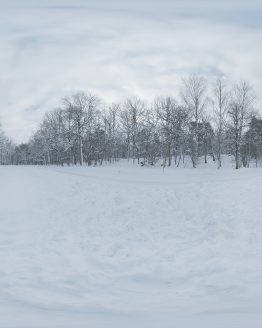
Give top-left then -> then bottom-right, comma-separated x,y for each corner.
2,76 -> 262,169
0,123 -> 14,165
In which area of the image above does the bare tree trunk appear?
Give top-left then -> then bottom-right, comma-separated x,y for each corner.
79,137 -> 83,166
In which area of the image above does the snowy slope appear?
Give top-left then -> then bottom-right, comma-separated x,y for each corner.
1,163 -> 262,327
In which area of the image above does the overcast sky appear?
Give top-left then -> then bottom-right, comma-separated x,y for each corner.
1,0 -> 262,142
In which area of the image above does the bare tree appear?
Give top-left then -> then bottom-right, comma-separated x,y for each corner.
63,92 -> 100,166
180,75 -> 207,167
155,97 -> 175,167
121,97 -> 145,164
0,123 -> 14,165
155,97 -> 188,167
212,79 -> 230,169
227,81 -> 255,169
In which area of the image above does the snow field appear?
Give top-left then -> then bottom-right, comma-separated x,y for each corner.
0,162 -> 262,327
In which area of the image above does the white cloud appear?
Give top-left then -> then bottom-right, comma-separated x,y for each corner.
0,0 -> 262,142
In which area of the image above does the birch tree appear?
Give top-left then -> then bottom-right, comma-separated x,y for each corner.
227,81 -> 255,169
212,79 -> 230,168
180,75 -> 207,167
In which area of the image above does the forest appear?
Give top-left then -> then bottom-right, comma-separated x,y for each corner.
1,76 -> 261,169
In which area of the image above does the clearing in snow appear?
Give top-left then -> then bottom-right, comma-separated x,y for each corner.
1,162 -> 262,327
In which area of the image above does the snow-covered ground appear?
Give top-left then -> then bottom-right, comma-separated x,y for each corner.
1,162 -> 262,327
